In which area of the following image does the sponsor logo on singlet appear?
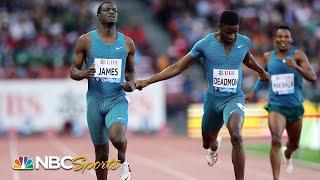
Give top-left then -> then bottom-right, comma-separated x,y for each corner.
94,58 -> 122,83
213,69 -> 239,93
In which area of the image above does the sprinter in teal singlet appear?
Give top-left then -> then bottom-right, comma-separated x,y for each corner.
246,25 -> 317,180
135,11 -> 269,180
70,2 -> 135,180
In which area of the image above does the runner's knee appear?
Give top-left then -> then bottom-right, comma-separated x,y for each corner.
271,134 -> 282,150
230,133 -> 243,147
109,136 -> 126,149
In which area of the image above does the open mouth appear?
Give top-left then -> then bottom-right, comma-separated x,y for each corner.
279,42 -> 287,48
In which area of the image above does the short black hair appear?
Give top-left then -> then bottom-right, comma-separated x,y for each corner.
276,24 -> 291,32
220,10 -> 240,26
97,1 -> 115,15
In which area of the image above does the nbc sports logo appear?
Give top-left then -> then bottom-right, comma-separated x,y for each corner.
12,156 -> 34,170
11,155 -> 120,171
12,155 -> 73,170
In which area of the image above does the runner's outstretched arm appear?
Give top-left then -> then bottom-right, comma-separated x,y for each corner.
243,51 -> 269,82
245,52 -> 270,102
135,54 -> 196,90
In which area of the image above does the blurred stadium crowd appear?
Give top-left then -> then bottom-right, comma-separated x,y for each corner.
0,0 -> 320,118
0,0 -> 157,79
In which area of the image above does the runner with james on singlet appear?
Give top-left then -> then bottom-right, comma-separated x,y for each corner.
70,2 -> 136,180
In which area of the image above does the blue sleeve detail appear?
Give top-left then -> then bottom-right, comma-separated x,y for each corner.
238,35 -> 251,53
243,35 -> 251,49
189,37 -> 206,59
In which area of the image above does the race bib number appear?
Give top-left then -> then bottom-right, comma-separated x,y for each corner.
94,58 -> 122,83
213,69 -> 239,93
271,73 -> 294,95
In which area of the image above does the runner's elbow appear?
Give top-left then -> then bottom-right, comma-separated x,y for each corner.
69,67 -> 82,81
310,74 -> 317,83
172,64 -> 183,76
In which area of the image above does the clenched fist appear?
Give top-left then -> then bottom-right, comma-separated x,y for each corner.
122,81 -> 136,92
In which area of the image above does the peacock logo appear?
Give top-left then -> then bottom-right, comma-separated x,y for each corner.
12,156 -> 34,170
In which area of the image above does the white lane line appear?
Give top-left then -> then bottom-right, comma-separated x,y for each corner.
9,133 -> 20,180
46,135 -> 96,176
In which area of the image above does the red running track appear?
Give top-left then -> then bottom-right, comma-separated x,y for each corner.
1,133 -> 319,180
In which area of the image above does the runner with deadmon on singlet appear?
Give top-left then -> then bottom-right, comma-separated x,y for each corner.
135,10 -> 269,180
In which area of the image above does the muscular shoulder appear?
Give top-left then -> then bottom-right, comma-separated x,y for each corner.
124,35 -> 135,54
125,35 -> 134,47
293,49 -> 306,60
77,33 -> 91,50
263,51 -> 272,64
79,33 -> 91,43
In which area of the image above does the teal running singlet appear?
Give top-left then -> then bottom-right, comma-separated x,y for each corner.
189,33 -> 251,130
86,30 -> 127,97
85,30 -> 129,145
267,48 -> 304,107
189,33 -> 251,96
